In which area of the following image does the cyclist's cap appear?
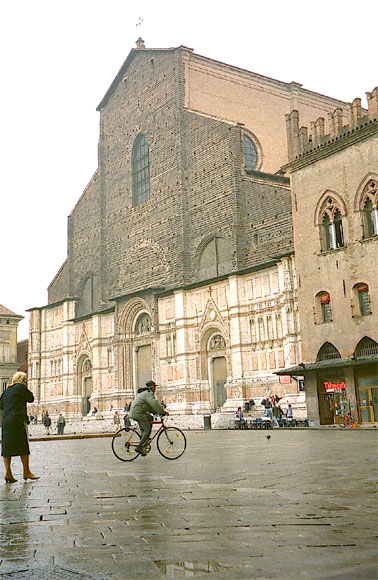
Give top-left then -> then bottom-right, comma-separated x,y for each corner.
146,380 -> 156,388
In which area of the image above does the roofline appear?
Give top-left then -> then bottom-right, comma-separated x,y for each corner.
188,51 -> 348,107
96,46 -> 190,111
96,44 -> 347,113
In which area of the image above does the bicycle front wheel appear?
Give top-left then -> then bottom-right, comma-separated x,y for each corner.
112,427 -> 141,461
157,426 -> 186,460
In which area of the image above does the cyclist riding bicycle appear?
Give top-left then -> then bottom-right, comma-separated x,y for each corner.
129,380 -> 169,456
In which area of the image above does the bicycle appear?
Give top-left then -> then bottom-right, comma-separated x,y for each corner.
337,412 -> 354,428
111,416 -> 186,461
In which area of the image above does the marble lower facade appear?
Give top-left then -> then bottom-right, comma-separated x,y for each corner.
28,257 -> 304,417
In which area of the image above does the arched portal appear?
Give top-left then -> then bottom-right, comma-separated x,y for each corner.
208,333 -> 227,410
134,312 -> 152,391
78,357 -> 92,416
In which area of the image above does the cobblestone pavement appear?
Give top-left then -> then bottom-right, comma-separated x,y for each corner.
0,430 -> 377,580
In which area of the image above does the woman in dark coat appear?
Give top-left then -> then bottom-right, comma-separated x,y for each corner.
0,371 -> 39,483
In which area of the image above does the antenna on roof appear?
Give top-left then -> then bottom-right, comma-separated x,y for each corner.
135,16 -> 145,48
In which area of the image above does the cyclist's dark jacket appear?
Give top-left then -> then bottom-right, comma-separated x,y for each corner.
129,387 -> 166,420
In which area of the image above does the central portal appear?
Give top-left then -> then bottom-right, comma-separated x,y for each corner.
136,344 -> 152,389
211,356 -> 227,410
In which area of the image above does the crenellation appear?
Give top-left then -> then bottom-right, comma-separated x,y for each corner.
327,107 -> 345,138
366,87 -> 378,121
314,117 -> 325,143
286,87 -> 377,162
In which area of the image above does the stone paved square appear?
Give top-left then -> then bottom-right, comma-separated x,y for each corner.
0,430 -> 377,579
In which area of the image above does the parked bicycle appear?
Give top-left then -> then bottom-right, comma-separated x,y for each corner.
338,412 -> 354,428
112,416 -> 186,461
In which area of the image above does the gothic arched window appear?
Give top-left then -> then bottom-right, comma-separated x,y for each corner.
316,342 -> 341,361
132,134 -> 150,206
361,180 -> 378,239
320,198 -> 345,251
243,135 -> 258,172
355,337 -> 378,357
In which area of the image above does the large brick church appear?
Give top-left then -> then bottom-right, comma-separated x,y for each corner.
28,40 -> 350,418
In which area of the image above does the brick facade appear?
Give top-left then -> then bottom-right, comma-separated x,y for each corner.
282,90 -> 378,425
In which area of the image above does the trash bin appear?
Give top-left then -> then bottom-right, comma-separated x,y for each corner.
204,415 -> 211,430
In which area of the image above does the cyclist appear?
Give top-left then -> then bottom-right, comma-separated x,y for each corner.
129,380 -> 169,456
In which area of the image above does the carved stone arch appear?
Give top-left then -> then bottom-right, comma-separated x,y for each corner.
199,324 -> 227,381
200,326 -> 228,410
117,298 -> 153,394
353,172 -> 378,212
76,353 -> 93,415
117,297 -> 151,338
314,190 -> 347,226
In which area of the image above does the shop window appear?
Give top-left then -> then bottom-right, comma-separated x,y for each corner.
315,292 -> 332,324
360,180 -> 378,239
243,135 -> 258,172
316,342 -> 341,361
355,336 -> 378,357
320,203 -> 344,251
132,133 -> 150,206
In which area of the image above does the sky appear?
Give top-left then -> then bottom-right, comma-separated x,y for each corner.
1,0 -> 376,340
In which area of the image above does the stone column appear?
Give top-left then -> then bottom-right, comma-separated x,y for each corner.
305,372 -> 320,426
345,367 -> 358,422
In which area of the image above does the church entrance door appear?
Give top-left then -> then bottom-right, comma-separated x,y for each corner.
80,358 -> 93,416
211,356 -> 227,410
136,344 -> 152,390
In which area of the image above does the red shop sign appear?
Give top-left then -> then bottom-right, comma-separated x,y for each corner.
323,380 -> 346,392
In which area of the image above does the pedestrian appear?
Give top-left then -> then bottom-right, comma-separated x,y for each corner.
56,413 -> 66,435
43,412 -> 52,435
272,404 -> 280,427
129,380 -> 169,456
123,402 -> 130,413
261,398 -> 272,419
123,413 -> 131,428
34,414 -> 38,425
0,371 -> 40,483
113,410 -> 120,428
286,404 -> 296,426
91,406 -> 98,416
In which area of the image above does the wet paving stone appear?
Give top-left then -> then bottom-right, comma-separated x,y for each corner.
0,430 -> 377,579
0,566 -> 98,579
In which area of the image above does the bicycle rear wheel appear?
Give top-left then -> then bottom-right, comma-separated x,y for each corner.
112,427 -> 141,461
157,426 -> 186,460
